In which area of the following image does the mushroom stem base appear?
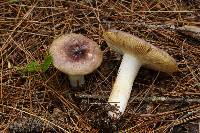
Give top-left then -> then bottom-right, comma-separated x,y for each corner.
108,53 -> 141,119
68,75 -> 85,87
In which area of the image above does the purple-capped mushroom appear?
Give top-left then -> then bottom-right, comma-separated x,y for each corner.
50,33 -> 102,87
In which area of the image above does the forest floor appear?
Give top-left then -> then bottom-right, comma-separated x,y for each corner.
0,0 -> 200,132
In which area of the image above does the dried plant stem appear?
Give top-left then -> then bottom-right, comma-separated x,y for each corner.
75,93 -> 200,104
134,10 -> 194,13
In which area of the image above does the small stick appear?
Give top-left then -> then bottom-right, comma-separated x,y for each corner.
75,93 -> 200,103
75,93 -> 107,100
102,20 -> 200,41
102,20 -> 177,30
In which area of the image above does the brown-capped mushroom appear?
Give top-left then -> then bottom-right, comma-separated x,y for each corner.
103,29 -> 178,119
50,33 -> 102,87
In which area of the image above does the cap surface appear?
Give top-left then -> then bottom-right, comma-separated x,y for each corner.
50,33 -> 102,75
103,29 -> 178,73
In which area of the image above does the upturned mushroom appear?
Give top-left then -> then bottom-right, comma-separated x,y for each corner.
103,29 -> 178,119
50,33 -> 102,87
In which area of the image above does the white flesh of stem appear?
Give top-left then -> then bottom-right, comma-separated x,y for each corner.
108,53 -> 141,119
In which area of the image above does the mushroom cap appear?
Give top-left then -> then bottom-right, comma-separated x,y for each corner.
103,29 -> 178,73
50,33 -> 102,75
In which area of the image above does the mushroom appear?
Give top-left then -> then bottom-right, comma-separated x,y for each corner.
50,33 -> 102,87
103,29 -> 178,119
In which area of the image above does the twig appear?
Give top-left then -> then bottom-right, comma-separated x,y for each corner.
102,20 -> 199,32
134,10 -> 194,13
75,93 -> 200,103
102,20 -> 200,41
75,93 -> 107,99
102,20 -> 176,30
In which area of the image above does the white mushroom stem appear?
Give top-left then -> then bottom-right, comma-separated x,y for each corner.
68,75 -> 85,87
108,53 -> 142,118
